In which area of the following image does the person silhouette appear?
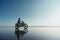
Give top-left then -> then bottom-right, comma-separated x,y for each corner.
17,18 -> 20,24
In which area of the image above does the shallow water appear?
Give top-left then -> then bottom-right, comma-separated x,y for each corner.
0,27 -> 60,40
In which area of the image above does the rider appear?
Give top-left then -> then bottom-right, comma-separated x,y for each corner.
17,18 -> 20,24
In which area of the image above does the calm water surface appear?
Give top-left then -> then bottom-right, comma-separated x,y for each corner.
0,27 -> 60,40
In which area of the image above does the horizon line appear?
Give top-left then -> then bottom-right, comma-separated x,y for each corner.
0,26 -> 60,27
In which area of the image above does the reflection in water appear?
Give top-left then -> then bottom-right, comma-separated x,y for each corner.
15,28 -> 28,40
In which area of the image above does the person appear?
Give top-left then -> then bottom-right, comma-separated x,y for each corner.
17,18 -> 20,24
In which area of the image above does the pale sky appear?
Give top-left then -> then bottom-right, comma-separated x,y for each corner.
29,0 -> 60,26
0,0 -> 60,26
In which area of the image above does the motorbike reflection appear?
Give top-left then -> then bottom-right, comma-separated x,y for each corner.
15,28 -> 28,40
